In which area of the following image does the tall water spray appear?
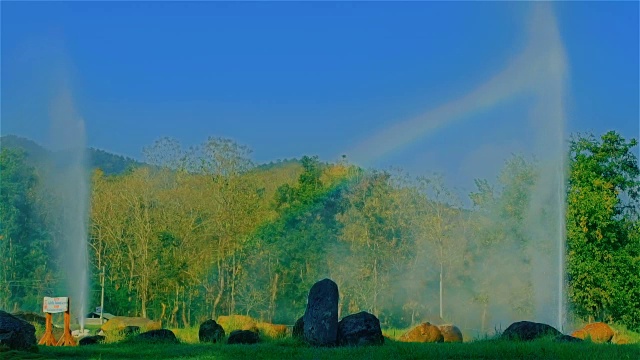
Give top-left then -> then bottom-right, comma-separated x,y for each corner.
49,85 -> 90,329
348,2 -> 568,332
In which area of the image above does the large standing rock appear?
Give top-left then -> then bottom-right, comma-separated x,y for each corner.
134,329 -> 179,343
227,330 -> 260,344
0,310 -> 36,351
337,311 -> 384,346
199,319 -> 225,343
570,322 -> 614,343
303,278 -> 339,346
438,324 -> 463,343
501,321 -> 561,341
399,322 -> 444,343
292,317 -> 304,339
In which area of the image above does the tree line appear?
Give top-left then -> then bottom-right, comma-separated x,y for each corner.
0,131 -> 638,332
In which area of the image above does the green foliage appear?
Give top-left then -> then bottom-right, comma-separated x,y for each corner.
246,155 -> 348,321
0,148 -> 56,311
567,131 -> 640,330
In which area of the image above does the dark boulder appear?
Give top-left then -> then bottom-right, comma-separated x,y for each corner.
554,335 -> 584,343
11,312 -> 46,327
337,311 -> 384,346
501,321 -> 561,341
0,310 -> 36,351
79,335 -> 105,346
227,330 -> 260,344
292,317 -> 304,339
303,278 -> 339,346
199,319 -> 225,343
134,329 -> 179,343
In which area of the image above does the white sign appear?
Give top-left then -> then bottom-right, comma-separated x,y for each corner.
43,297 -> 68,313
95,306 -> 102,313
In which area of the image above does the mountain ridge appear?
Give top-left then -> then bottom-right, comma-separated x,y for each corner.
1,134 -> 143,175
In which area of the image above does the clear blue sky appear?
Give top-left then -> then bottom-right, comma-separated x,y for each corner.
1,1 -> 638,185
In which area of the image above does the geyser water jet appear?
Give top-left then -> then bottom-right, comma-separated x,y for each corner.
48,84 -> 90,330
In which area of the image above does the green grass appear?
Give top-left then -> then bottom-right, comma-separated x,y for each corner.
1,337 -> 638,360
611,324 -> 640,344
5,324 -> 636,360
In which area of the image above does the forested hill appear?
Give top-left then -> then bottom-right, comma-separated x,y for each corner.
0,135 -> 143,175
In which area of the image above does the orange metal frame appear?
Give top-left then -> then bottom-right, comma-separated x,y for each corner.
38,298 -> 77,347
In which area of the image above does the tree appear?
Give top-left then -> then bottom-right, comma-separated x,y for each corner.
567,131 -> 640,329
337,170 -> 416,320
0,148 -> 55,311
414,174 -> 464,321
466,155 -> 539,331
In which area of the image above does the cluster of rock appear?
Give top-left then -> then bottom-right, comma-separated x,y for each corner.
292,278 -> 384,347
0,280 -> 628,351
79,322 -> 168,346
500,320 -> 618,344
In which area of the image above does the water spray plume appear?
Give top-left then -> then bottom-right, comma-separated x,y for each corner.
48,81 -> 90,331
347,2 -> 568,331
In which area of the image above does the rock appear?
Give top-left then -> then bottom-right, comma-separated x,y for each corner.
292,317 -> 304,339
11,312 -> 46,327
337,311 -> 384,347
134,329 -> 179,343
79,335 -> 105,346
554,335 -> 583,343
303,278 -> 339,346
217,315 -> 258,333
0,310 -> 37,351
257,322 -> 288,338
438,324 -> 463,343
199,319 -> 225,343
570,322 -> 614,343
227,330 -> 260,344
101,316 -> 161,333
502,321 -> 561,341
399,322 -> 444,343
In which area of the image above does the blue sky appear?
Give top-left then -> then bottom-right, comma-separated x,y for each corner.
1,1 -> 638,187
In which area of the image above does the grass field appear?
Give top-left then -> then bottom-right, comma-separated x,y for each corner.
2,337 -> 639,360
2,323 -> 638,360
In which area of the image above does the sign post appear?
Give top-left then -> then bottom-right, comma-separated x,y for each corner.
38,312 -> 56,346
39,297 -> 77,347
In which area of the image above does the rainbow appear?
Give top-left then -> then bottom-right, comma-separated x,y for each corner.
345,3 -> 567,168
